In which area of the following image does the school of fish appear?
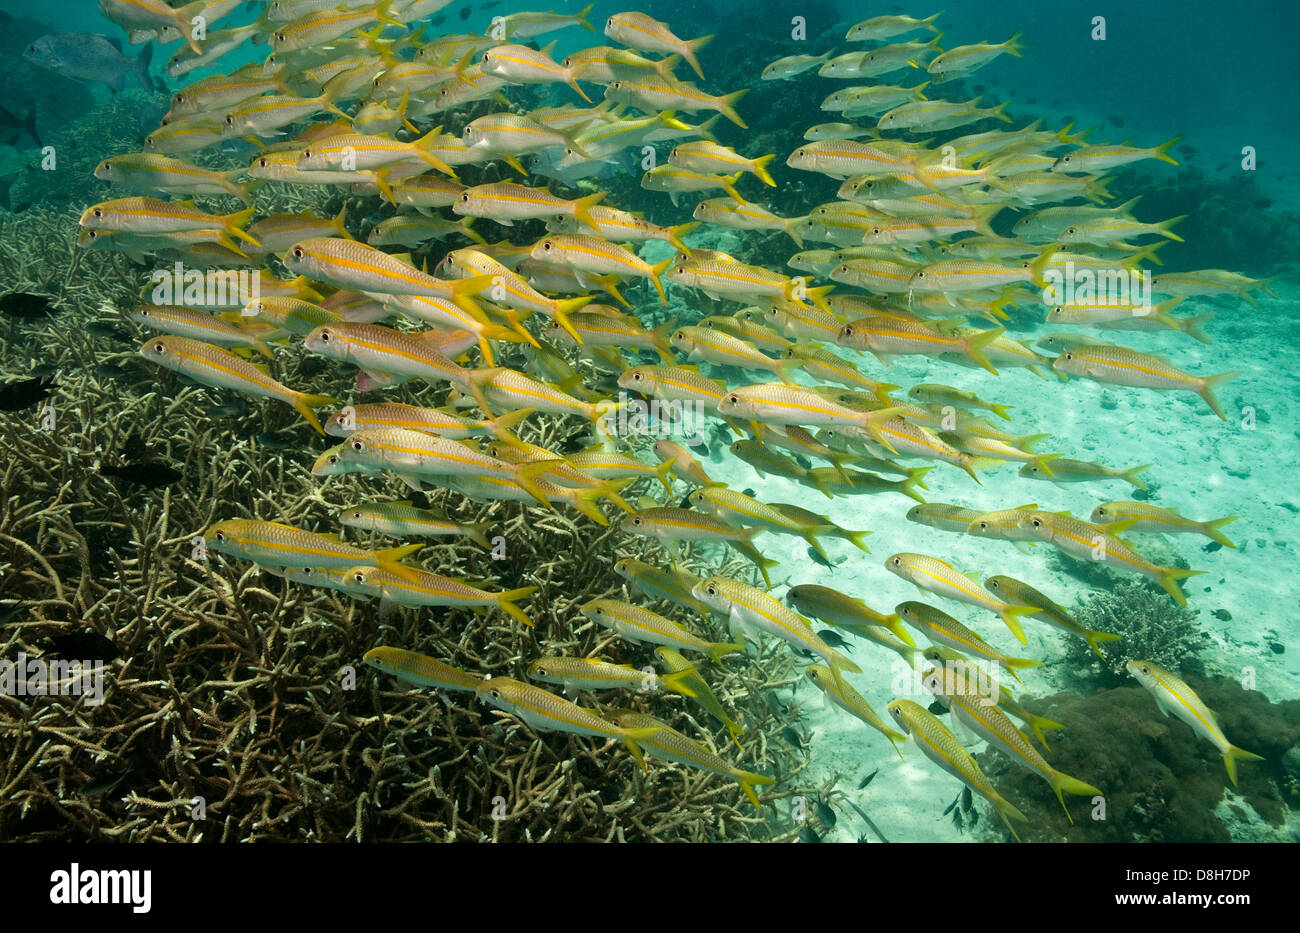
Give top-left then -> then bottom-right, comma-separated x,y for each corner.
78,1 -> 1270,837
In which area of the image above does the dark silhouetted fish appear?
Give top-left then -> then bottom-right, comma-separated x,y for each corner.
92,363 -> 133,380
29,364 -> 57,378
0,292 -> 58,319
459,5 -> 471,19
23,33 -> 155,94
255,430 -> 300,450
206,399 -> 250,418
817,628 -> 850,649
47,631 -> 118,662
858,769 -> 878,789
86,322 -> 133,342
0,376 -> 56,412
0,105 -> 42,148
100,460 -> 183,488
797,825 -> 821,843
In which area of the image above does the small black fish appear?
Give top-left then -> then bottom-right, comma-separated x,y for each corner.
92,362 -> 132,380
86,322 -> 132,342
1254,198 -> 1274,210
961,786 -> 973,813
459,4 -> 470,19
47,631 -> 118,662
78,772 -> 129,797
742,488 -> 756,497
1110,115 -> 1126,128
942,795 -> 959,817
296,356 -> 329,377
793,453 -> 812,470
484,0 -> 501,8
858,769 -> 878,789
677,492 -> 693,508
953,808 -> 964,831
0,292 -> 58,319
430,14 -> 446,25
255,430 -> 299,450
807,547 -> 835,569
0,376 -> 56,412
1215,162 -> 1227,171
0,104 -> 42,148
0,600 -> 26,626
817,628 -> 850,649
206,399 -> 249,418
29,364 -> 57,378
968,809 -> 979,828
100,460 -> 183,488
927,700 -> 947,716
797,825 -> 821,843
815,798 -> 837,828
780,726 -> 805,749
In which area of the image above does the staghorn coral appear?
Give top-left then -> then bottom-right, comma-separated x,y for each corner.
1065,579 -> 1208,685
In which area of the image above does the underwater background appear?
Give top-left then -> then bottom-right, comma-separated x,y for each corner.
0,0 -> 1295,844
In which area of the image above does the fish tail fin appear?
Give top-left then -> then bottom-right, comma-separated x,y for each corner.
971,203 -> 1003,239
1049,770 -> 1101,823
649,257 -> 672,305
486,406 -> 534,443
514,459 -> 563,508
1157,214 -> 1187,242
412,126 -> 458,178
736,770 -> 775,809
720,171 -> 744,202
567,75 -> 593,103
963,326 -> 1003,374
1084,174 -> 1113,204
803,531 -> 832,564
1124,463 -> 1152,490
666,221 -> 699,253
1025,713 -> 1065,749
621,726 -> 662,772
575,2 -> 596,31
134,41 -> 156,92
373,167 -> 396,206
659,668 -> 700,698
1084,629 -> 1122,660
1178,310 -> 1215,345
805,284 -> 835,314
846,528 -> 872,554
684,33 -> 714,80
293,392 -> 338,434
464,521 -> 495,549
1199,370 -> 1239,421
554,295 -> 593,343
999,604 -> 1038,644
1203,515 -> 1238,549
1158,567 -> 1203,606
709,641 -> 745,662
374,0 -> 406,29
1027,452 -> 1062,478
1223,744 -> 1265,787
903,466 -> 932,503
654,456 -> 677,495
571,191 -> 605,229
989,402 -> 1014,420
989,98 -> 1014,123
496,586 -> 538,628
718,88 -> 749,129
752,153 -> 777,187
1153,134 -> 1182,165
654,53 -> 683,81
1004,656 -> 1043,683
883,613 -> 915,646
224,207 -> 261,247
1027,245 -> 1056,287
994,793 -> 1027,840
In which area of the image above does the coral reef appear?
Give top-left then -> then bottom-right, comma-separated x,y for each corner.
1065,579 -> 1208,685
975,679 -> 1298,842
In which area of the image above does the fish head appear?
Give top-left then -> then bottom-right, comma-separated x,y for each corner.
885,699 -> 914,732
203,520 -> 245,558
303,325 -> 344,358
1125,660 -> 1162,690
966,515 -> 1001,537
21,36 -> 64,71
616,366 -> 655,393
1050,349 -> 1083,377
138,336 -> 179,369
311,445 -> 351,476
617,512 -> 652,536
883,553 -> 913,580
475,676 -> 517,711
690,578 -> 731,614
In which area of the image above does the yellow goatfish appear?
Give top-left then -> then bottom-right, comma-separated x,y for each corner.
893,601 -> 1041,683
920,663 -> 1100,823
1089,501 -> 1237,548
806,665 -> 906,755
580,598 -> 741,659
1022,511 -> 1202,605
474,677 -> 660,769
363,646 -> 484,692
204,519 -> 421,578
604,11 -> 712,79
130,305 -> 272,357
886,553 -> 1037,642
692,576 -> 863,682
80,197 -> 258,247
139,336 -> 334,432
346,565 -> 536,627
1051,344 -> 1238,421
526,656 -> 697,697
1127,661 -> 1264,786
654,647 -> 743,745
887,698 -> 1028,840
984,575 -> 1121,659
607,710 -> 774,808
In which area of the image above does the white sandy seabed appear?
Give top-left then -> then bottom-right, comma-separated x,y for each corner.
631,246 -> 1299,843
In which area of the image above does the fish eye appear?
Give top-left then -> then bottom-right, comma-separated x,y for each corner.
460,193 -> 469,201
490,689 -> 501,699
631,517 -> 641,525
94,209 -> 103,218
352,440 -> 363,450
727,394 -> 739,403
1064,352 -> 1073,360
1097,508 -> 1108,516
988,580 -> 999,589
1031,518 -> 1042,527
293,248 -> 304,258
1140,665 -> 1149,673
979,521 -> 989,530
916,271 -> 926,278
302,149 -> 311,157
153,343 -> 165,352
276,33 -> 285,42
259,158 -> 269,168
350,511 -> 361,519
225,115 -> 234,125
891,557 -> 901,566
543,242 -> 552,250
1065,227 -> 1076,235
319,331 -> 330,341
706,585 -> 716,595
353,572 -> 364,583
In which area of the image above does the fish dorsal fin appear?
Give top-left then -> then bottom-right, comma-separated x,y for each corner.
1013,503 -> 1038,510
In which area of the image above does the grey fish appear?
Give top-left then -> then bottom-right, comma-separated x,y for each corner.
0,105 -> 42,148
23,33 -> 155,94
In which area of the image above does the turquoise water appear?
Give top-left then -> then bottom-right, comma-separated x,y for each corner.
0,1 -> 1295,843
